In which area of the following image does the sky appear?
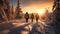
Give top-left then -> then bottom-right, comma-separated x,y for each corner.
10,0 -> 54,14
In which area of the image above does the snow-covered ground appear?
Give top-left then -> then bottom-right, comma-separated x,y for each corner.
0,19 -> 55,34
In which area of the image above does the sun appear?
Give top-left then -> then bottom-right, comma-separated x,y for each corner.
37,9 -> 45,15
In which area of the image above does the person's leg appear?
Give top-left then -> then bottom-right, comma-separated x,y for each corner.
26,19 -> 28,22
37,19 -> 39,23
32,19 -> 33,22
37,19 -> 38,22
27,19 -> 28,22
36,19 -> 38,22
26,19 -> 27,22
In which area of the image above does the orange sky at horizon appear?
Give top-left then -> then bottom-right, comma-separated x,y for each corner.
12,0 -> 54,15
21,0 -> 54,14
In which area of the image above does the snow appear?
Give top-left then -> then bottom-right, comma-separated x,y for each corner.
0,19 -> 55,34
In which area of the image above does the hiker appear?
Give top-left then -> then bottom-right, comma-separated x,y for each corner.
31,13 -> 34,22
24,12 -> 29,22
35,13 -> 39,22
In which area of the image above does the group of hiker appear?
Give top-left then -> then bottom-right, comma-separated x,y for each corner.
24,12 -> 39,22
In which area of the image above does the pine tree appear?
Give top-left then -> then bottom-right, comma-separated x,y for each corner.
53,0 -> 60,27
15,0 -> 22,19
10,4 -> 14,20
0,0 -> 4,20
3,0 -> 10,20
0,0 -> 9,21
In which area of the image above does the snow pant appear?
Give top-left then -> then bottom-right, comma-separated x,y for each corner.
31,19 -> 33,22
36,19 -> 38,22
26,19 -> 28,22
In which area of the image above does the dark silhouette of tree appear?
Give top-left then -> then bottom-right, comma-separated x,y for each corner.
15,0 -> 22,19
10,4 -> 14,20
0,0 -> 13,21
3,0 -> 10,20
52,0 -> 60,28
0,0 -> 3,20
52,1 -> 60,34
0,0 -> 8,21
0,0 -> 3,6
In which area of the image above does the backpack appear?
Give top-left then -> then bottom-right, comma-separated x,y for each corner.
25,14 -> 29,18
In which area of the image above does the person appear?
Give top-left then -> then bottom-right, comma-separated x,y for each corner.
24,12 -> 29,22
35,13 -> 39,22
31,13 -> 34,22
